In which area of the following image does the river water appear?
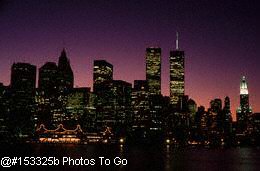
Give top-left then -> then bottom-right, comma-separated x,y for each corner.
1,143 -> 260,171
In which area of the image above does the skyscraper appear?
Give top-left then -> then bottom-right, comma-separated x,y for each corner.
238,76 -> 251,113
95,80 -> 132,133
210,98 -> 222,113
223,96 -> 232,125
170,32 -> 185,106
11,63 -> 37,92
37,62 -> 59,127
224,96 -> 231,112
93,60 -> 113,93
65,87 -> 91,129
223,96 -> 232,137
57,49 -> 74,91
0,83 -> 8,139
38,62 -> 58,93
146,47 -> 161,95
237,76 -> 252,132
10,63 -> 37,136
131,80 -> 149,129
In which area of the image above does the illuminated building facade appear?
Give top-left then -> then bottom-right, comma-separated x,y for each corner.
170,32 -> 185,106
209,98 -> 222,130
187,99 -> 197,119
237,76 -> 252,132
65,87 -> 92,130
131,80 -> 149,129
93,60 -> 113,93
194,106 -> 208,140
146,47 -> 161,95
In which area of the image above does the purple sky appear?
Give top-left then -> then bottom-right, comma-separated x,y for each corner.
0,0 -> 259,120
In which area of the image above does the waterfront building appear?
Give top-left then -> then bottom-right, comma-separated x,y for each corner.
65,87 -> 91,130
95,80 -> 132,134
10,62 -> 37,137
37,62 -> 60,128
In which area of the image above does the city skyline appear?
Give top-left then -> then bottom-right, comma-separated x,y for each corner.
0,48 -> 257,121
0,0 -> 259,120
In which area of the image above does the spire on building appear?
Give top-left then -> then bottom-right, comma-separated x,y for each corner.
61,48 -> 66,57
240,76 -> 248,95
57,48 -> 74,89
176,31 -> 179,50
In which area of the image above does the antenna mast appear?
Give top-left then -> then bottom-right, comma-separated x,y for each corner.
176,31 -> 179,50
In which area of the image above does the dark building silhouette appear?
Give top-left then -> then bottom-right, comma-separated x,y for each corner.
37,62 -> 59,128
10,62 -> 37,137
57,49 -> 74,91
11,63 -> 36,91
223,97 -> 232,124
38,62 -> 58,93
170,32 -> 185,106
93,60 -> 113,93
36,50 -> 74,128
146,47 -> 161,95
55,49 -> 74,125
193,106 -> 208,143
251,113 -> 260,145
95,80 -> 132,135
0,83 -> 4,115
223,96 -> 233,144
208,98 -> 222,129
210,98 -> 222,112
0,83 -> 8,140
224,96 -> 231,111
208,98 -> 223,145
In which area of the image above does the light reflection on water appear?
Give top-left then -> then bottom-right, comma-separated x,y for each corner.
1,144 -> 260,171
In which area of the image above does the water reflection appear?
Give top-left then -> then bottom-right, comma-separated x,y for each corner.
0,144 -> 260,171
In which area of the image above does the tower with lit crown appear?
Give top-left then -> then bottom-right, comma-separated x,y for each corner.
237,76 -> 252,132
170,32 -> 185,106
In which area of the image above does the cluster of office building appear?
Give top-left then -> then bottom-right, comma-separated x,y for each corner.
0,35 -> 259,145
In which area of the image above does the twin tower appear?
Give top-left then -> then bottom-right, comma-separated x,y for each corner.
146,32 -> 185,105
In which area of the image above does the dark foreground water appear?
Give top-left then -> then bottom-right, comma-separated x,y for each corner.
1,143 -> 260,171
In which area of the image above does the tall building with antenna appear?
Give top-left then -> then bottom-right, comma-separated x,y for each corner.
237,76 -> 252,132
170,32 -> 185,106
